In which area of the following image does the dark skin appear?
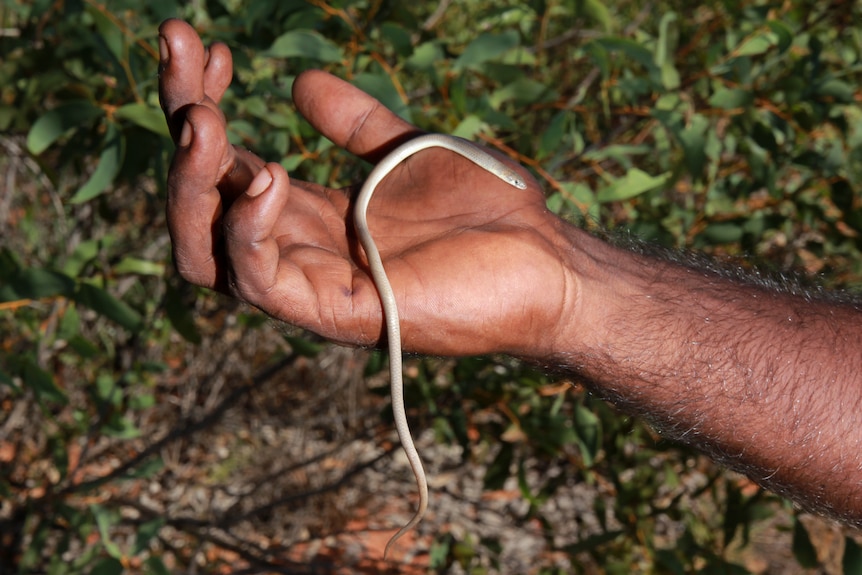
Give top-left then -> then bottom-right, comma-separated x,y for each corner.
158,19 -> 572,358
159,19 -> 862,526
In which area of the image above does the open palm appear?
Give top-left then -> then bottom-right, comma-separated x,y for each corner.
158,19 -> 574,357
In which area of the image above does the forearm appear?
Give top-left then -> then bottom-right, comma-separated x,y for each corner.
546,224 -> 862,525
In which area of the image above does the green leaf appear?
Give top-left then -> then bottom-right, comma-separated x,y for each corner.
380,22 -> 412,58
57,304 -> 81,339
70,122 -> 124,204
0,105 -> 14,132
103,414 -> 141,439
62,238 -> 101,277
573,403 -> 601,466
227,119 -> 258,146
792,517 -> 819,568
489,77 -> 554,108
119,456 -> 164,480
133,517 -> 165,555
583,144 -> 651,167
68,334 -> 101,359
264,30 -> 343,63
580,0 -> 613,32
734,32 -> 776,57
553,182 -> 597,219
352,73 -> 411,122
660,61 -> 680,91
90,558 -> 124,575
26,100 -> 103,155
591,37 -> 656,70
483,443 -> 513,490
767,20 -> 793,54
280,154 -> 305,172
709,88 -> 753,109
451,114 -> 485,139
91,504 -> 123,560
266,103 -> 299,131
284,335 -> 322,358
0,247 -> 22,277
113,256 -> 165,276
114,102 -> 170,136
86,2 -> 124,64
817,79 -> 855,103
23,358 -> 68,405
678,114 -> 710,180
516,458 -> 542,506
364,350 -> 386,377
722,480 -> 752,547
144,556 -> 171,575
129,393 -> 155,409
429,536 -> 453,570
164,283 -> 201,344
0,368 -> 20,394
655,12 -> 678,68
74,282 -> 143,331
453,30 -> 520,71
703,222 -> 744,244
596,168 -> 671,202
584,40 -> 612,79
843,536 -> 862,574
94,373 -> 122,406
406,40 -> 443,71
538,111 -> 568,160
0,268 -> 75,302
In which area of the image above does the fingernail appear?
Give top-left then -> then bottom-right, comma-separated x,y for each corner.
247,168 -> 273,198
179,120 -> 192,147
158,36 -> 169,63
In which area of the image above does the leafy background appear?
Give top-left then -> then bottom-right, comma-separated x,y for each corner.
2,0 -> 862,573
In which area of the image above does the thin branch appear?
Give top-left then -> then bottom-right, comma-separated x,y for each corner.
62,353 -> 299,495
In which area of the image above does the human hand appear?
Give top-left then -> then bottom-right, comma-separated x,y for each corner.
158,19 -> 578,358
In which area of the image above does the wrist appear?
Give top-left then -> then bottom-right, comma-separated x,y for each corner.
532,223 -> 668,365
509,219 -> 609,363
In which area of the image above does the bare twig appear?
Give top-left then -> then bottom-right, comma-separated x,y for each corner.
422,0 -> 452,31
62,353 -> 299,495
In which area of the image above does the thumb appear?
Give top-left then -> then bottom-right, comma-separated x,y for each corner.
292,70 -> 422,163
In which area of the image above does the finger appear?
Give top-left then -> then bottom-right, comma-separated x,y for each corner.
292,70 -> 421,163
224,164 -> 382,343
166,105 -> 231,289
203,42 -> 233,105
223,164 -> 290,298
158,19 -> 232,139
222,164 -> 335,333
